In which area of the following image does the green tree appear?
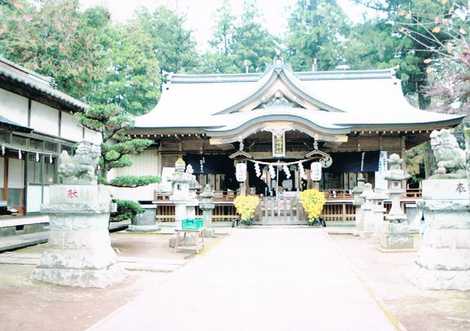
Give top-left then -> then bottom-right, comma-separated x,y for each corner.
0,0 -> 111,99
89,24 -> 161,115
134,7 -> 198,75
231,0 -> 278,72
210,0 -> 236,55
286,0 -> 350,71
78,104 -> 159,187
351,0 -> 468,108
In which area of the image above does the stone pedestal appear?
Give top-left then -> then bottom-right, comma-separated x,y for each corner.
199,185 -> 216,238
413,179 -> 470,290
128,205 -> 160,232
32,185 -> 126,288
380,154 -> 414,251
352,174 -> 365,236
370,190 -> 387,239
358,183 -> 374,238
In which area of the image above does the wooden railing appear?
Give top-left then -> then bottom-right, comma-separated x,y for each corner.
153,188 -> 421,224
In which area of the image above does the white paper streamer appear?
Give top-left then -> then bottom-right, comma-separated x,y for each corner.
283,164 -> 291,179
269,164 -> 276,179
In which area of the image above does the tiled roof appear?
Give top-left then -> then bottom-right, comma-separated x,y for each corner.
0,57 -> 87,111
135,63 -> 463,132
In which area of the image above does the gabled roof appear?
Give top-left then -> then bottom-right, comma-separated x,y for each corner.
135,62 -> 464,134
0,57 -> 86,112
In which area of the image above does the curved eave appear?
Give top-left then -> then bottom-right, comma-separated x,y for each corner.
345,115 -> 465,131
205,113 -> 351,137
215,65 -> 344,115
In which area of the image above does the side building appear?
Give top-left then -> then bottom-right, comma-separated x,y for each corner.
0,57 -> 100,215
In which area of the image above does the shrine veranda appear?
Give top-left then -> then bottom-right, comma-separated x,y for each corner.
110,63 -> 464,224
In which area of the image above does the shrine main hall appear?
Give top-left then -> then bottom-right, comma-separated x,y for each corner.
114,62 -> 464,225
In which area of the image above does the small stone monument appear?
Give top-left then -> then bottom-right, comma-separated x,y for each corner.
352,174 -> 366,236
199,184 -> 216,237
128,205 -> 159,232
380,153 -> 415,251
370,189 -> 388,239
32,142 -> 126,288
414,129 -> 470,290
358,183 -> 373,238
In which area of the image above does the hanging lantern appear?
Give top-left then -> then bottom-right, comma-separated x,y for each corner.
269,164 -> 276,179
283,164 -> 291,179
18,149 -> 22,160
186,164 -> 194,174
235,162 -> 247,182
36,152 -> 40,162
49,154 -> 53,164
254,162 -> 261,177
310,162 -> 322,181
1,145 -> 4,156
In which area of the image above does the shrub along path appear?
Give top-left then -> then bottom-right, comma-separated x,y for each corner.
89,228 -> 397,331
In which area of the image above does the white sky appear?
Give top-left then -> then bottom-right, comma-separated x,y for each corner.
80,0 -> 374,50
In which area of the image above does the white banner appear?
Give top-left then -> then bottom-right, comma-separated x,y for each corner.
310,162 -> 322,181
235,163 -> 247,182
375,151 -> 388,190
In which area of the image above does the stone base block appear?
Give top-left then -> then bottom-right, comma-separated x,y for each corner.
412,266 -> 470,291
0,227 -> 16,237
32,263 -> 126,288
380,233 -> 415,250
24,223 -> 47,234
203,228 -> 216,238
128,224 -> 160,232
169,233 -> 201,248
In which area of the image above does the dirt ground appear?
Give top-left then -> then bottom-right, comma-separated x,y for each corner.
0,231 -> 226,331
330,234 -> 470,331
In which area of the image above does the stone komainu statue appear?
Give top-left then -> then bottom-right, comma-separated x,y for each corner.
430,129 -> 466,177
58,141 -> 101,184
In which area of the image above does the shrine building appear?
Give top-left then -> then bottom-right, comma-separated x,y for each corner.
116,62 -> 464,225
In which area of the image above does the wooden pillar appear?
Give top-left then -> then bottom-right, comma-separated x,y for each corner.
3,157 -> 8,202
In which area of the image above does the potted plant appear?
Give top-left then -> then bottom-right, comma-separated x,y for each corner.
299,189 -> 326,226
234,195 -> 260,225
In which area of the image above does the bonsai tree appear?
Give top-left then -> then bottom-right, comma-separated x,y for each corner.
234,195 -> 260,225
78,103 -> 159,221
300,189 -> 326,225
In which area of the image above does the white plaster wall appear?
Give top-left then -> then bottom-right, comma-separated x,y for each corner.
84,128 -> 102,144
108,149 -> 160,202
61,111 -> 83,142
30,101 -> 59,136
0,88 -> 28,126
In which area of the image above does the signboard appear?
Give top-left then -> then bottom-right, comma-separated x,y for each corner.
310,162 -> 322,181
272,132 -> 286,157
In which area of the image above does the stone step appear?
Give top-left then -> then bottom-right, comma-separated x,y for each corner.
0,251 -> 185,273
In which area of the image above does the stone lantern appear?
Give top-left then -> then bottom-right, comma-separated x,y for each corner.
169,158 -> 199,229
199,184 -> 216,237
380,153 -> 414,250
352,173 -> 365,236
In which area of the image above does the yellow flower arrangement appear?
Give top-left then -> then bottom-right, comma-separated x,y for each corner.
234,195 -> 260,222
299,189 -> 326,223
